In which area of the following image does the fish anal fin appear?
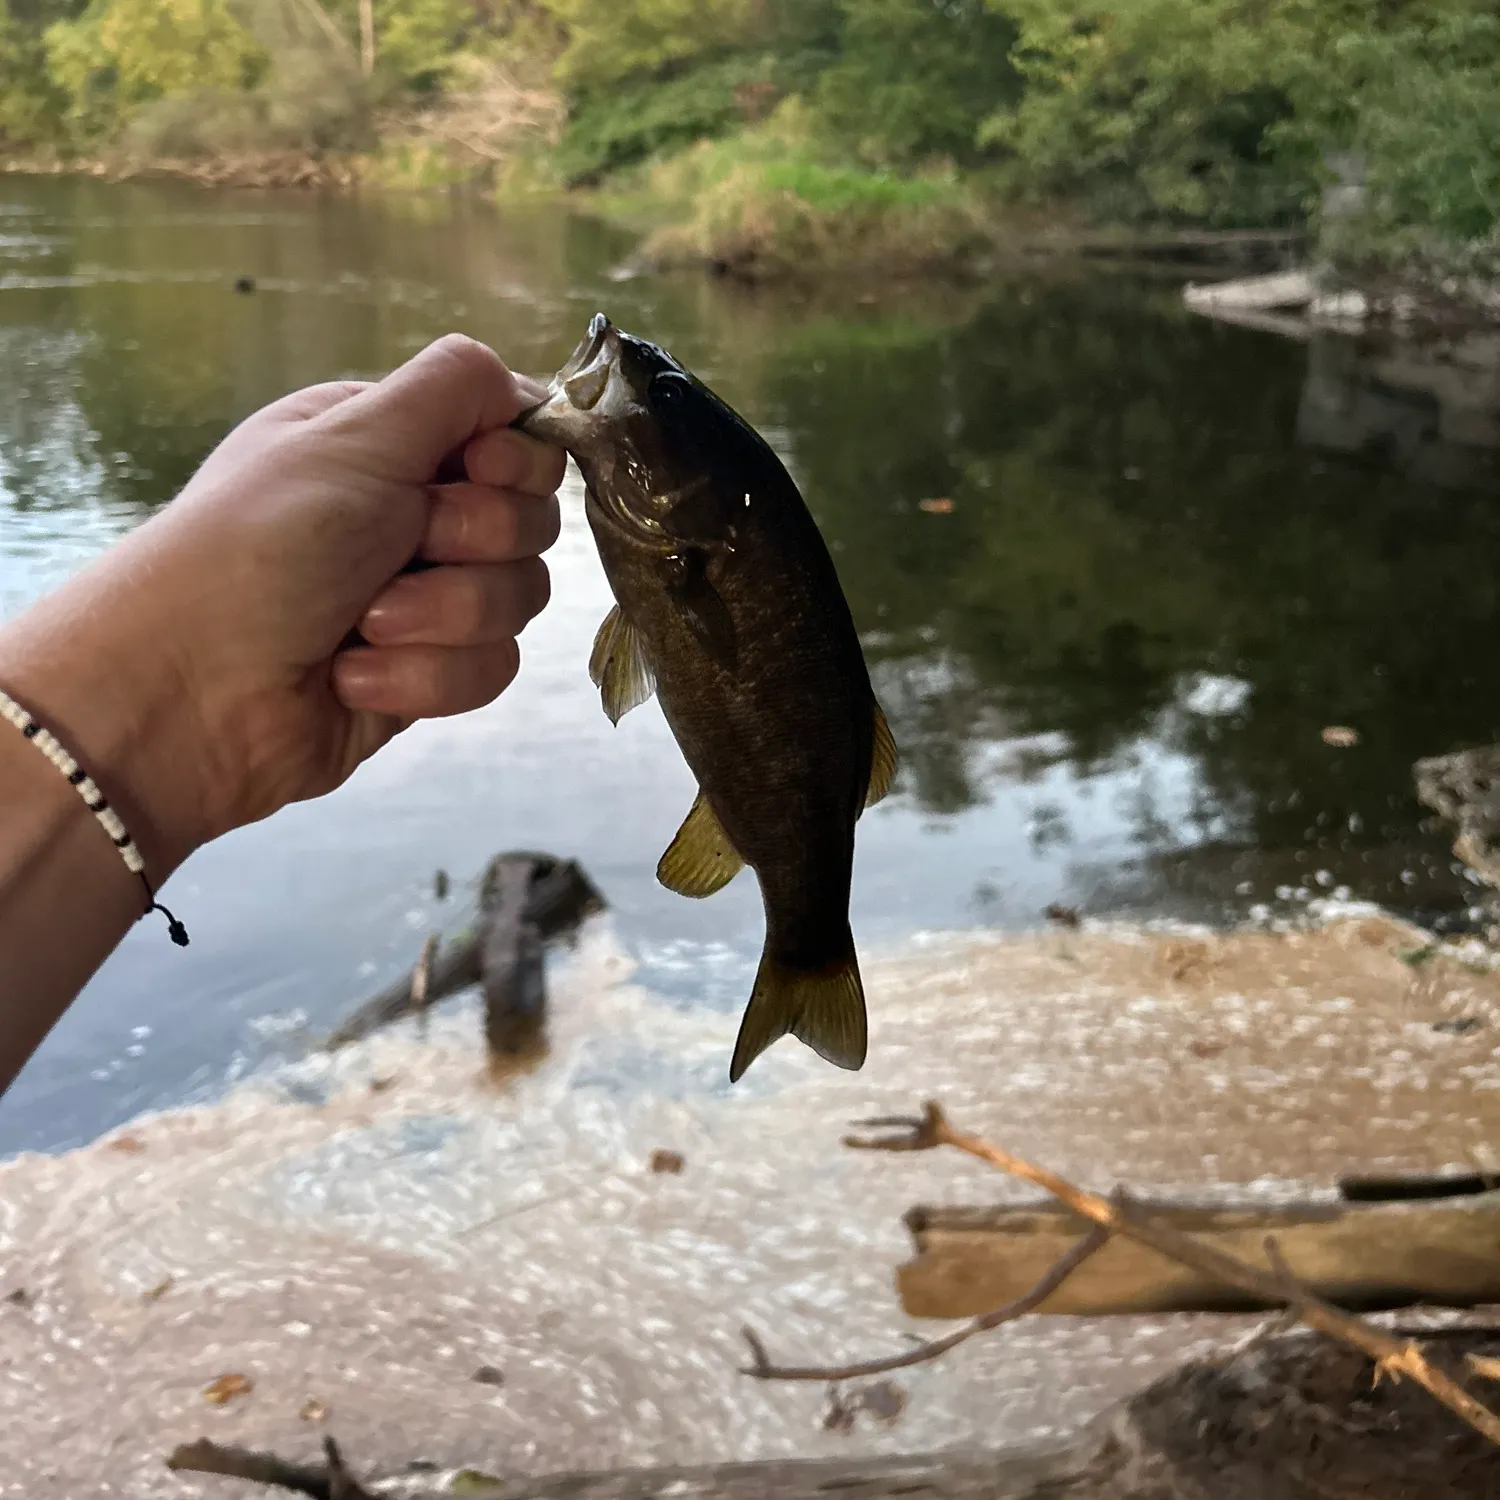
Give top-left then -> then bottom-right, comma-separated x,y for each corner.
657,791 -> 745,898
864,701 -> 898,810
729,941 -> 867,1082
590,604 -> 656,725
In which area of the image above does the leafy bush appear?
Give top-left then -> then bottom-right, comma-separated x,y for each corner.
46,0 -> 266,140
1326,12 -> 1500,245
812,0 -> 1021,167
554,51 -> 774,184
0,6 -> 68,145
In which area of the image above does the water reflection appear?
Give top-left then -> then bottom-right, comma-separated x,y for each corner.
3,177 -> 1500,1150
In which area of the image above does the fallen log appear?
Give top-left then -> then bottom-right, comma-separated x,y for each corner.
167,1324 -> 1500,1499
898,1194 -> 1500,1319
322,853 -> 604,1057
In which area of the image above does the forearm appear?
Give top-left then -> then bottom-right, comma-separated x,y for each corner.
0,721 -> 147,1092
0,565 -> 202,1093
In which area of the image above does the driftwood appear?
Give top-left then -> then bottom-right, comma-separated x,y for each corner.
168,1324 -> 1500,1498
897,1192 -> 1500,1319
1414,745 -> 1500,892
733,1105 -> 1500,1454
323,853 -> 604,1056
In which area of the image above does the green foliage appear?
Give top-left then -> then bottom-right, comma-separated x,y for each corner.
370,0 -> 469,92
0,5 -> 68,144
537,0 -> 761,93
639,116 -> 990,276
1,0 -> 1497,272
813,0 -> 1020,167
1330,11 -> 1500,244
553,51 -> 772,185
975,0 -> 1316,225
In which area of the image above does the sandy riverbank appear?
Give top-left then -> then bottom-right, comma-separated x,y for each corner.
3,911 -> 1498,1497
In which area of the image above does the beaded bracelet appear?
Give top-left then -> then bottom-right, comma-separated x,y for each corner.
0,686 -> 189,946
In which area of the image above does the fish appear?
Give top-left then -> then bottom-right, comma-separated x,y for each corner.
515,313 -> 897,1081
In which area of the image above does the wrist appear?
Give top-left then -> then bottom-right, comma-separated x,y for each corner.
0,547 -> 216,879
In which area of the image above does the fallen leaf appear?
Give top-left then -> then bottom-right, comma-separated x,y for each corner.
108,1134 -> 147,1155
649,1149 -> 685,1175
1044,903 -> 1080,928
299,1398 -> 329,1422
918,497 -> 954,515
142,1276 -> 174,1304
1189,1038 -> 1226,1059
1399,944 -> 1437,968
1468,1353 -> 1500,1381
471,1365 -> 505,1387
202,1373 -> 253,1406
856,293 -> 878,306
452,1471 -> 506,1493
1321,725 -> 1359,748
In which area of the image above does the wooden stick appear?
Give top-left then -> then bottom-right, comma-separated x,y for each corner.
167,1436 -> 371,1499
741,1223 -> 1110,1381
845,1101 -> 1500,1449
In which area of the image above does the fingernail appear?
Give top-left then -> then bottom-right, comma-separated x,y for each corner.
361,594 -> 424,642
333,652 -> 389,706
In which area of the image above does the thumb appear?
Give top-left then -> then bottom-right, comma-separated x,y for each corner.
317,335 -> 533,482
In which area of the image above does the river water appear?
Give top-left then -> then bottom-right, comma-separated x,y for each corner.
3,176 -> 1500,1159
8,178 -> 1500,1498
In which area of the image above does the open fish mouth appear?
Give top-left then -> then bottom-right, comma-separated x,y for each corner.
555,312 -> 617,412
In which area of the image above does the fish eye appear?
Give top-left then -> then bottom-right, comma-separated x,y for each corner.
648,372 -> 691,412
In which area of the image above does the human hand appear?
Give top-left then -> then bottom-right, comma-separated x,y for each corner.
1,334 -> 563,875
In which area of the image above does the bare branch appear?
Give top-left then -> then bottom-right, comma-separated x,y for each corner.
741,1222 -> 1111,1381
165,1437 -> 374,1499
860,1100 -> 1500,1450
166,1438 -> 333,1497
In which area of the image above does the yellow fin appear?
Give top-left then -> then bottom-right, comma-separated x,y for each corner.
729,943 -> 867,1082
656,791 -> 744,898
864,702 -> 898,809
590,605 -> 655,725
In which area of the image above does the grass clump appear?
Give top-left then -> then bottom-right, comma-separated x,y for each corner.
629,112 -> 992,277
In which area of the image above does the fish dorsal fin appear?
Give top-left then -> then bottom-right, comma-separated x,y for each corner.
864,702 -> 898,810
657,790 -> 745,898
590,604 -> 656,725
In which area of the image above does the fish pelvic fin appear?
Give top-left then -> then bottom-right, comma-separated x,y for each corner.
729,938 -> 868,1083
590,604 -> 656,725
657,790 -> 745,898
864,701 -> 899,810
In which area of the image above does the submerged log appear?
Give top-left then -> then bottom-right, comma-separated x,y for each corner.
167,1324 -> 1500,1499
899,1194 -> 1500,1319
323,852 -> 604,1055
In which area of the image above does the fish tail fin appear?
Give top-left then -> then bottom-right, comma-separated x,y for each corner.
729,935 -> 868,1083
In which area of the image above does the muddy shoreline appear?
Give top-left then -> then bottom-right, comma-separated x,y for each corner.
4,913 -> 1498,1497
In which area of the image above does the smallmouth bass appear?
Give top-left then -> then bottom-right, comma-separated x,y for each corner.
517,314 -> 896,1081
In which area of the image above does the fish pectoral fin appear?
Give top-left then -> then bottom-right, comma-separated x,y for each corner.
656,791 -> 745,898
590,604 -> 656,725
666,551 -> 738,675
863,702 -> 899,810
729,941 -> 867,1082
